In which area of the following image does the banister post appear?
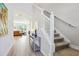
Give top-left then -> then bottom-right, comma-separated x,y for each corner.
49,11 -> 55,55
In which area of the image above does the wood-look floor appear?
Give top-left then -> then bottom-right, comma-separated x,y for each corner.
7,35 -> 43,56
7,35 -> 79,56
54,48 -> 79,56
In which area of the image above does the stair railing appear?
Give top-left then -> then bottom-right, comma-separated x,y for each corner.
32,4 -> 55,56
54,16 -> 76,28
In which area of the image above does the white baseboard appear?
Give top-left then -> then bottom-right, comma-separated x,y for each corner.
6,44 -> 13,56
41,50 -> 47,56
41,48 -> 54,56
70,44 -> 79,51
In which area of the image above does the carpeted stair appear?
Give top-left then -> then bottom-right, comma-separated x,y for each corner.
54,30 -> 69,52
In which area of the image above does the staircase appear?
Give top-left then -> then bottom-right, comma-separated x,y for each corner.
54,30 -> 69,52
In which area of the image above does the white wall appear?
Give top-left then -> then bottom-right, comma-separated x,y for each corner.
37,3 -> 79,49
0,4 -> 13,56
36,3 -> 79,25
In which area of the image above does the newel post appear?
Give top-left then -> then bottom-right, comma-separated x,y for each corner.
49,11 -> 55,55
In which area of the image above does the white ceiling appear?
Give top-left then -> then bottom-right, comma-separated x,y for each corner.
5,3 -> 33,21
10,3 -> 33,16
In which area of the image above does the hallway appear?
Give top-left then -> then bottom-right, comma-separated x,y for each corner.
8,35 -> 43,56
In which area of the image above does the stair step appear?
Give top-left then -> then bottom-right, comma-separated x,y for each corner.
54,33 -> 59,37
55,41 -> 69,51
54,30 -> 56,33
54,37 -> 64,43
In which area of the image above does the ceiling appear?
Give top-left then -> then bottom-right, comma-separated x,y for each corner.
5,3 -> 33,21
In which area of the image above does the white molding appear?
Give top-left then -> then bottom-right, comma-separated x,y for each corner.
41,50 -> 47,56
41,49 -> 53,56
6,43 -> 13,56
55,28 -> 71,43
70,44 -> 79,50
41,43 -> 55,56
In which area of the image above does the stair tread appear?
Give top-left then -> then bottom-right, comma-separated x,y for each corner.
54,36 -> 63,39
54,30 -> 56,33
54,33 -> 60,37
54,32 -> 59,34
54,29 -> 69,51
54,32 -> 58,34
55,41 -> 69,47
